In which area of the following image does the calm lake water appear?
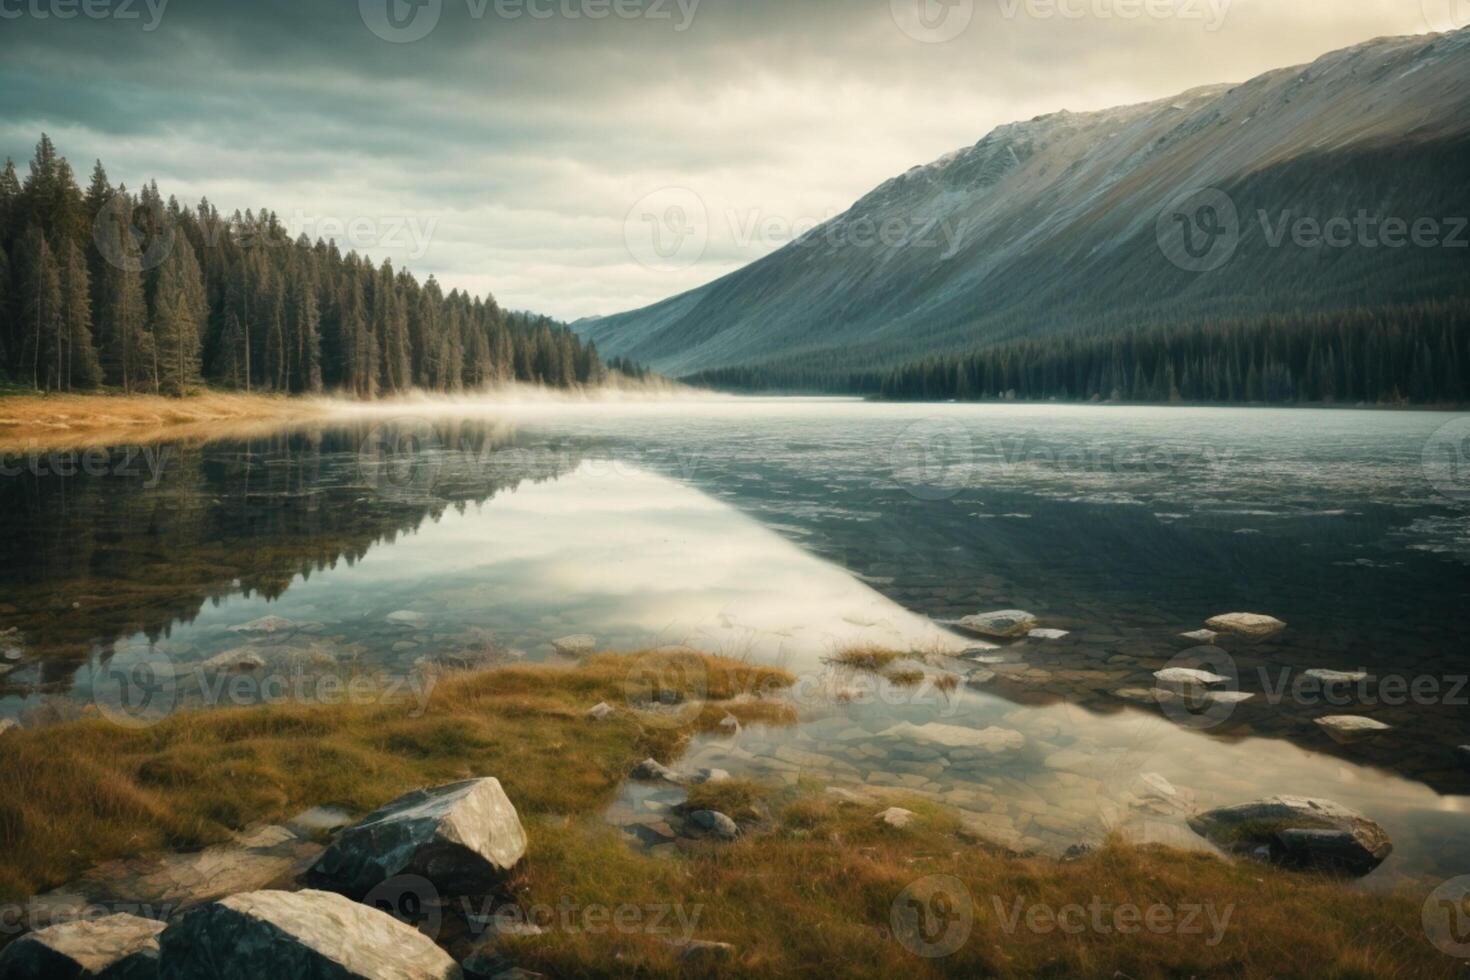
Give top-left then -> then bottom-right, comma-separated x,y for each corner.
2,399 -> 1467,884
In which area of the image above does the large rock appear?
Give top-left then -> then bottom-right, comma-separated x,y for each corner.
1204,613 -> 1286,639
308,779 -> 526,898
1187,796 -> 1392,876
0,913 -> 164,980
1314,715 -> 1392,744
956,610 -> 1038,639
158,889 -> 461,979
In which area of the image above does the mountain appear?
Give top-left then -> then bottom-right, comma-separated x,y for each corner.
574,28 -> 1470,381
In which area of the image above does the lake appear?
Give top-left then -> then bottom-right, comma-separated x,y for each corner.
2,398 -> 1467,884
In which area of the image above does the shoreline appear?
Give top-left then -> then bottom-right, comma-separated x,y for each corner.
0,391 -> 338,453
0,649 -> 1459,977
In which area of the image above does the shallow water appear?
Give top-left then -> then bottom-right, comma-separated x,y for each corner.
1,399 -> 1467,882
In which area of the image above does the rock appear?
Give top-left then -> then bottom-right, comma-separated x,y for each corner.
1060,843 -> 1095,862
664,939 -> 736,964
963,668 -> 996,688
1176,629 -> 1219,646
1138,772 -> 1177,798
690,768 -> 730,785
461,940 -> 544,980
1204,613 -> 1286,639
1301,669 -> 1368,684
685,810 -> 740,841
158,889 -> 460,979
550,635 -> 596,657
876,807 -> 917,829
717,713 -> 741,735
1314,715 -> 1392,744
585,702 -> 615,721
0,718 -> 18,737
227,615 -> 295,636
1187,796 -> 1392,876
308,778 -> 527,898
630,758 -> 682,783
1027,628 -> 1070,640
1458,745 -> 1470,769
386,610 -> 427,627
1208,691 -> 1256,705
955,610 -> 1038,639
197,649 -> 267,674
1153,667 -> 1229,688
879,722 -> 1025,754
0,913 -> 164,980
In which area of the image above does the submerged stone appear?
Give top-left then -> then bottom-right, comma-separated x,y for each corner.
956,610 -> 1038,639
1204,613 -> 1286,639
1187,795 -> 1391,877
1314,715 -> 1392,744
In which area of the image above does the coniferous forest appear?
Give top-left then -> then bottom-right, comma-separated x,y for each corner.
685,302 -> 1470,406
0,136 -> 606,397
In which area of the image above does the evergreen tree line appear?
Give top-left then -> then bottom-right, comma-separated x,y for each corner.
0,135 -> 606,397
686,303 -> 1469,406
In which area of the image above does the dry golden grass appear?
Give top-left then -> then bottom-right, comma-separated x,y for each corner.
0,650 -> 1457,977
825,646 -> 907,672
0,390 -> 335,451
0,651 -> 794,902
508,789 -> 1460,979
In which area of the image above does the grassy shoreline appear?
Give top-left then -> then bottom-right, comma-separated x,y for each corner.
0,390 -> 337,452
0,651 -> 1459,977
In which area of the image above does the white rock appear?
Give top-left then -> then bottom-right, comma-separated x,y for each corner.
158,890 -> 459,979
1315,715 -> 1392,744
551,634 -> 597,657
586,702 -> 616,721
1178,629 -> 1219,645
956,610 -> 1038,638
876,807 -> 917,829
1138,772 -> 1178,798
308,778 -> 527,898
717,713 -> 741,735
1205,613 -> 1286,639
1208,691 -> 1256,704
1027,628 -> 1070,640
1153,667 -> 1229,687
386,610 -> 427,627
0,718 -> 19,737
0,913 -> 164,979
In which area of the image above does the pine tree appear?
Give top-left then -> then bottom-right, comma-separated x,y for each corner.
18,226 -> 63,390
152,237 -> 204,395
59,240 -> 101,389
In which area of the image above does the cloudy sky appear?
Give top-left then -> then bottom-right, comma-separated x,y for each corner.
0,0 -> 1454,320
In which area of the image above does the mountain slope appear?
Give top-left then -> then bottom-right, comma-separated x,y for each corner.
574,28 -> 1470,379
